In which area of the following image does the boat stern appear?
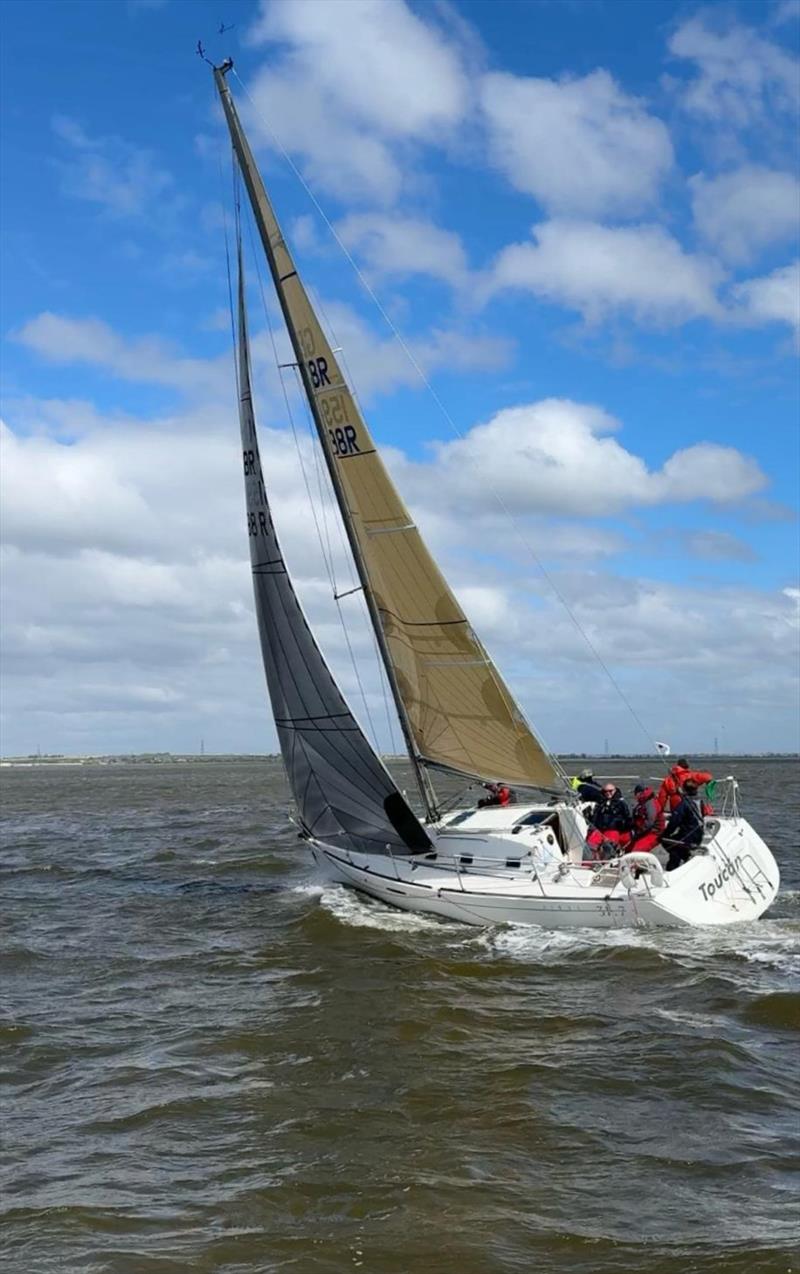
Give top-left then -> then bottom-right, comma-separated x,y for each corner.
638,818 -> 780,926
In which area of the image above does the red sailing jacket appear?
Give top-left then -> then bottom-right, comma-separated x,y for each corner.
631,787 -> 665,836
480,783 -> 513,807
657,766 -> 713,812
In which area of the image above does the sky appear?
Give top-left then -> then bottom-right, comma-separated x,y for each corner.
1,0 -> 799,760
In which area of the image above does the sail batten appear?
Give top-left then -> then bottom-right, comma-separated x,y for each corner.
216,63 -> 562,795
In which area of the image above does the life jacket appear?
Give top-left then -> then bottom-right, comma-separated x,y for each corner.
479,783 -> 514,808
576,779 -> 603,802
658,766 -> 713,811
632,787 -> 665,836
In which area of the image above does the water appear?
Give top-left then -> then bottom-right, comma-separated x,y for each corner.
1,758 -> 798,1273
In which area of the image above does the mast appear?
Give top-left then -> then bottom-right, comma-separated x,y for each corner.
213,62 -> 439,820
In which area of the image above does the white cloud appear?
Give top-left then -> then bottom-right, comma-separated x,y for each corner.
773,0 -> 800,23
244,0 -> 469,202
669,15 -> 800,126
394,399 -> 767,519
486,220 -> 722,325
731,260 -> 800,335
480,68 -> 673,217
290,214 -> 321,254
524,573 -> 799,695
0,386 -> 792,756
248,0 -> 467,136
51,114 -> 174,217
654,443 -> 768,504
681,530 -> 757,563
12,302 -> 512,421
336,213 -> 470,290
690,165 -> 800,263
0,397 -> 390,755
1,422 -> 158,557
14,313 -> 230,400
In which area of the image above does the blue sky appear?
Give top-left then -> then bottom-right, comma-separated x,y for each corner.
1,0 -> 798,758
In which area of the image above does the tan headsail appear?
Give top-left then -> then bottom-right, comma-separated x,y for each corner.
215,64 -> 560,791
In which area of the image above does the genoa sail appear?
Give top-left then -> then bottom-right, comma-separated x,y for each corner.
216,64 -> 560,793
234,237 -> 430,855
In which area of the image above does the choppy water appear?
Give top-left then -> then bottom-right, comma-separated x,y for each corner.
1,757 -> 798,1274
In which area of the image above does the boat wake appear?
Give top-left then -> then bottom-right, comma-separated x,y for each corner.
311,876 -> 800,970
484,914 -> 800,977
318,883 -> 461,933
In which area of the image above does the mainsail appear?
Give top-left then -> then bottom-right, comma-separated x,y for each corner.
234,237 -> 430,855
216,63 -> 560,793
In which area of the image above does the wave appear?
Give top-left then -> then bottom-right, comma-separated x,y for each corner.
317,884 -> 462,934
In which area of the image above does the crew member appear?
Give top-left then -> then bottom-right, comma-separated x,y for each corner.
662,780 -> 708,870
572,769 -> 604,802
629,783 -> 664,853
585,784 -> 631,858
658,758 -> 713,812
478,782 -> 513,808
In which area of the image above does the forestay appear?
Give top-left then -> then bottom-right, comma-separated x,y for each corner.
234,239 -> 430,855
216,66 -> 560,793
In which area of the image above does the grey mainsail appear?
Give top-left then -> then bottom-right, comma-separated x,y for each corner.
234,238 -> 430,855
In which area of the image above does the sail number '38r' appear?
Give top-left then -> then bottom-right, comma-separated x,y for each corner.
319,393 -> 360,458
297,323 -> 361,458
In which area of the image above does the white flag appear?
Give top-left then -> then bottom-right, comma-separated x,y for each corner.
655,741 -> 671,756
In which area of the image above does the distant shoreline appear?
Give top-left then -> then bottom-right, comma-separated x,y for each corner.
2,752 -> 797,767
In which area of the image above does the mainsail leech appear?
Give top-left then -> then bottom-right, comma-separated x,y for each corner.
215,62 -> 561,794
234,234 -> 430,855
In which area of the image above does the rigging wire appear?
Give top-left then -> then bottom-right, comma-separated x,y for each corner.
242,209 -> 335,585
298,361 -> 340,595
214,89 -> 398,781
305,282 -> 402,760
231,68 -> 667,769
239,196 -> 384,755
287,361 -> 391,757
217,145 -> 240,405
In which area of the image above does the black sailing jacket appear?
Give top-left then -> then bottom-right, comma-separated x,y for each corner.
590,793 -> 631,834
664,795 -> 706,847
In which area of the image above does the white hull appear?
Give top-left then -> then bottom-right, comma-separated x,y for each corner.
308,802 -> 779,930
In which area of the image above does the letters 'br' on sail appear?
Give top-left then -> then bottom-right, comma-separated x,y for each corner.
234,240 -> 430,855
217,69 -> 559,791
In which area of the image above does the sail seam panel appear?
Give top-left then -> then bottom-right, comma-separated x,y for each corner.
241,394 -> 423,840
266,586 -> 398,802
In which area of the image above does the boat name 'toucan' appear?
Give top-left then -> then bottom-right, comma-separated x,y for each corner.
698,856 -> 743,901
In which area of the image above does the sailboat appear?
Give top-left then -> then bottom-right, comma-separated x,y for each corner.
213,61 -> 779,929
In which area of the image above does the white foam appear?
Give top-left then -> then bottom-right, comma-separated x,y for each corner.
486,924 -> 652,962
318,884 -> 457,933
484,915 -> 800,978
655,1007 -> 721,1029
290,881 -> 326,898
